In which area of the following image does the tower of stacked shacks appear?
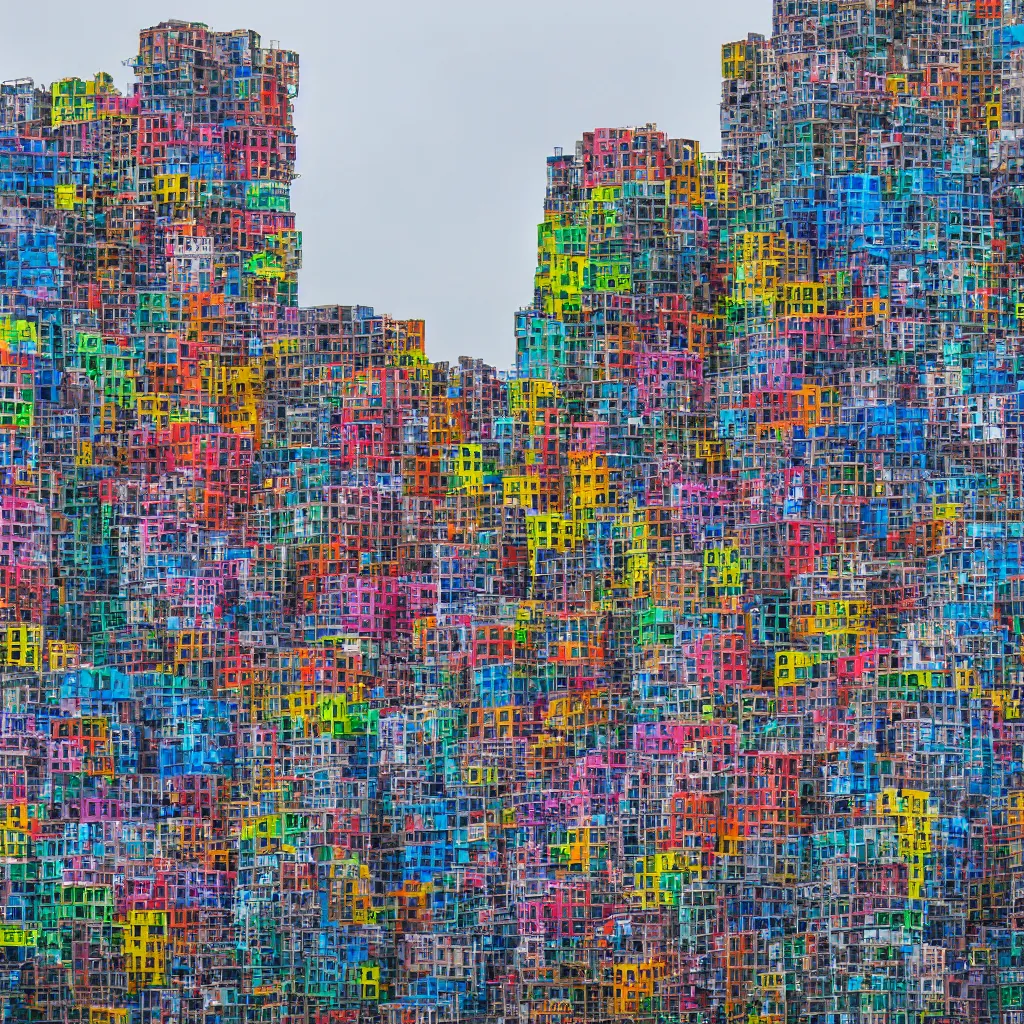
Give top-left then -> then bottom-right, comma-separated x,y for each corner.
10,2 -> 1024,1023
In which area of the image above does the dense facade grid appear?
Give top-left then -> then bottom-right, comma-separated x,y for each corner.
8,2 -> 1024,1023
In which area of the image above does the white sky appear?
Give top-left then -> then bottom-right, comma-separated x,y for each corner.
0,0 -> 772,367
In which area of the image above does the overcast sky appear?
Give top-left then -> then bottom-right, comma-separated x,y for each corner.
1,0 -> 771,367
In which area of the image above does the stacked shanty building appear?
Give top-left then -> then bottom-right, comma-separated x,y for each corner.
7,2 -> 1024,1023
